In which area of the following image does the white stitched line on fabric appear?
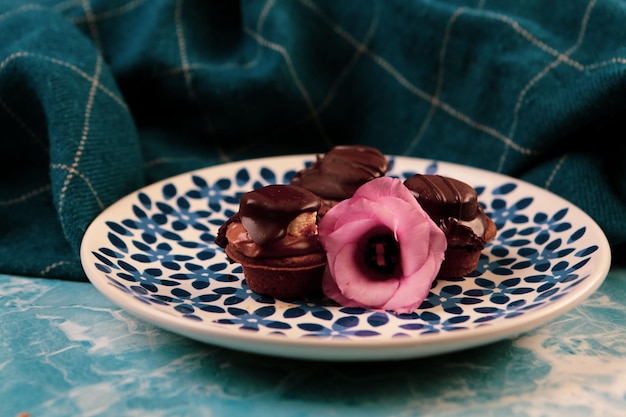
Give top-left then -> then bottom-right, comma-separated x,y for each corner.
40,261 -> 74,276
242,11 -> 379,146
436,99 -> 532,153
0,4 -> 45,21
0,96 -> 48,152
80,0 -> 103,50
69,0 -> 146,24
0,52 -> 127,109
160,59 -> 261,75
174,0 -> 229,162
478,10 -> 584,71
585,57 -> 626,71
57,55 -> 103,216
545,154 -> 568,189
245,26 -> 333,149
499,0 -> 596,172
252,0 -> 353,149
316,13 -> 378,113
143,156 -> 205,168
298,0 -> 430,103
405,7 -> 466,155
158,0 -> 274,76
584,57 -> 626,71
52,163 -> 105,209
286,11 -> 378,124
175,0 -> 191,88
54,0 -> 81,12
508,0 -> 595,139
497,58 -> 564,172
258,0 -> 275,32
0,184 -> 51,207
158,0 -> 274,77
297,0 -> 535,154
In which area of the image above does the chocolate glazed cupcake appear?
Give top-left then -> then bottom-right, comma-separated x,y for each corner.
290,145 -> 389,216
215,185 -> 326,299
403,174 -> 497,278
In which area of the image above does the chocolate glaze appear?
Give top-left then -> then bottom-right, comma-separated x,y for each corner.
404,175 -> 478,221
215,185 -> 323,258
290,145 -> 389,200
404,174 -> 488,247
239,185 -> 320,246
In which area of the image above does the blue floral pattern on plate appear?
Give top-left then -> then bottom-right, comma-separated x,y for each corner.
81,155 -> 611,360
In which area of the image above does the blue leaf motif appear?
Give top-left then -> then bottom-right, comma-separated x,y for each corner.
260,167 -> 276,183
367,312 -> 389,327
215,178 -> 231,190
192,175 -> 208,188
552,208 -> 568,222
227,307 -> 247,317
284,307 -> 306,319
93,251 -> 119,268
298,323 -> 326,334
513,197 -> 533,210
106,221 -> 132,236
255,306 -> 276,318
282,170 -> 297,183
313,309 -> 334,321
162,183 -> 177,199
95,263 -> 112,273
339,307 -> 367,315
266,321 -> 291,330
353,330 -> 380,337
420,311 -> 440,322
235,168 -> 250,186
334,316 -> 359,329
108,232 -> 128,252
492,183 -> 517,195
568,227 -> 586,243
424,161 -> 438,174
138,192 -> 152,209
576,245 -> 598,257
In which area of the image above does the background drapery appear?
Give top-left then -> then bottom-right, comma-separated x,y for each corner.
1,0 -> 624,280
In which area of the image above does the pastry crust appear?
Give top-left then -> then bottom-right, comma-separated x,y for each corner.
225,245 -> 325,299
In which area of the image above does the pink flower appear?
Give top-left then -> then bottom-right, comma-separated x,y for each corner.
318,177 -> 447,314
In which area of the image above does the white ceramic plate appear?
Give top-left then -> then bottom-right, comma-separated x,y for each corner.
80,155 -> 611,361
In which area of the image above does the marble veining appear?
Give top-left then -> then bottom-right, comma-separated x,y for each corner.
1,272 -> 625,417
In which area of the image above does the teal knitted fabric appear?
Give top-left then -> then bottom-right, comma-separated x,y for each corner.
1,0 -> 625,280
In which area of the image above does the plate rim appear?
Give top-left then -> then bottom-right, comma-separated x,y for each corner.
80,154 -> 612,361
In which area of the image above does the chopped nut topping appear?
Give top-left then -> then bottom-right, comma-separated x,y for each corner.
287,212 -> 318,237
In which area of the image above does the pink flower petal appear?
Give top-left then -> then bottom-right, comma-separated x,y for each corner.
327,242 -> 400,307
319,199 -> 397,238
318,176 -> 447,313
381,255 -> 443,313
322,268 -> 360,308
396,220 -> 437,275
352,176 -> 414,204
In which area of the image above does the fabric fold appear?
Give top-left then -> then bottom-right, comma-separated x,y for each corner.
0,0 -> 625,280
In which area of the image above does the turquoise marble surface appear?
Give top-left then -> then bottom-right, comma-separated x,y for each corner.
1,269 -> 625,417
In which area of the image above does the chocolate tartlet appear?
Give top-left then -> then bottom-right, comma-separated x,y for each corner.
215,184 -> 326,299
403,174 -> 497,278
290,145 -> 389,216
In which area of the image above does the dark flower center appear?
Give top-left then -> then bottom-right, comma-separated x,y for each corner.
364,234 -> 400,274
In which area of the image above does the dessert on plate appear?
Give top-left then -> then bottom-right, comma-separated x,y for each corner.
403,174 -> 497,278
215,147 -> 496,312
290,145 -> 389,216
215,184 -> 326,299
